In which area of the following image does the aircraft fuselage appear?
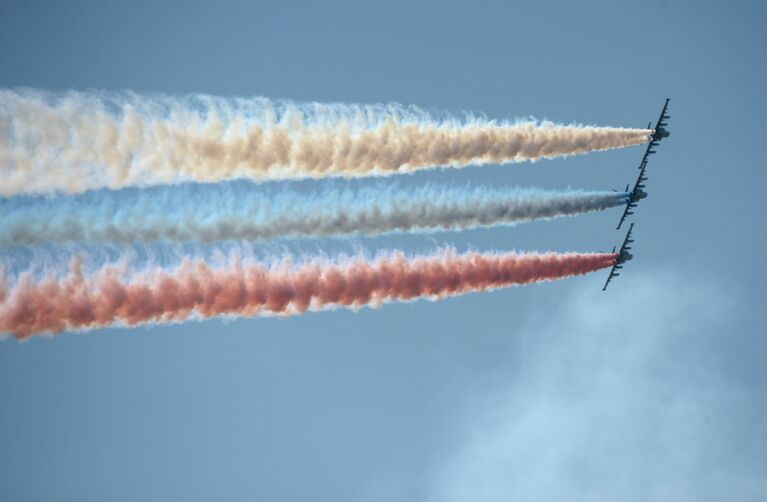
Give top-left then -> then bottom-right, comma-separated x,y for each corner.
652,126 -> 670,142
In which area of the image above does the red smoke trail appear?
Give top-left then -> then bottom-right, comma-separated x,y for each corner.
0,251 -> 617,339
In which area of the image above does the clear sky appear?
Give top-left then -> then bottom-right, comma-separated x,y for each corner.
1,1 -> 765,500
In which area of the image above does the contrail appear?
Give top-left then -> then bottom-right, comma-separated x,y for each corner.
0,89 -> 651,196
0,181 -> 630,246
0,249 -> 616,338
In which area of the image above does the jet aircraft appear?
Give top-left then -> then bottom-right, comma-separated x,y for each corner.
602,223 -> 635,291
616,162 -> 648,230
637,99 -> 671,170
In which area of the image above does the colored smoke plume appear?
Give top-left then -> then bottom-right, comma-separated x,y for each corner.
0,249 -> 616,338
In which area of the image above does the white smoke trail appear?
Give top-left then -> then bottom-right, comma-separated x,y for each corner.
0,89 -> 651,196
0,181 -> 629,246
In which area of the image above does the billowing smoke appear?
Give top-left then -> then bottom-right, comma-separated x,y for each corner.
0,89 -> 651,196
0,181 -> 629,245
0,249 -> 616,339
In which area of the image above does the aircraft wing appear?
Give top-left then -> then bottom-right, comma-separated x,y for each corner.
638,98 -> 671,169
636,140 -> 653,172
602,264 -> 621,291
655,98 -> 671,131
618,223 -> 635,254
616,203 -> 633,231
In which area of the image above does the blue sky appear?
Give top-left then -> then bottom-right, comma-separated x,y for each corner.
1,1 -> 765,500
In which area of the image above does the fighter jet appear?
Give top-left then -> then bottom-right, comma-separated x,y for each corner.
616,161 -> 648,230
602,223 -> 635,291
637,99 -> 671,170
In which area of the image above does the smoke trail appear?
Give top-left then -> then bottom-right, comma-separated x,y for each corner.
0,89 -> 651,196
0,181 -> 629,246
0,249 -> 616,339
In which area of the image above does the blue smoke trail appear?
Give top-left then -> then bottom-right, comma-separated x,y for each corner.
0,180 -> 629,246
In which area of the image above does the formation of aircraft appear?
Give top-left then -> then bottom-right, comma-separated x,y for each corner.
602,99 -> 670,290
